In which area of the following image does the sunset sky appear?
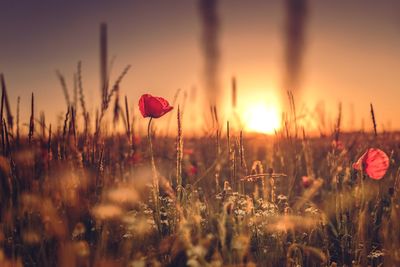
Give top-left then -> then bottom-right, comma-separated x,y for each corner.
1,0 -> 400,134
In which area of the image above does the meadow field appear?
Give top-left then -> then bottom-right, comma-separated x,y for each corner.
0,71 -> 398,267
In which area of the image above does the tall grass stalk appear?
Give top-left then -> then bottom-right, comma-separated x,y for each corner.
370,103 -> 377,137
100,23 -> 108,110
227,121 -> 231,186
166,88 -> 181,136
28,93 -> 34,144
1,74 -> 13,131
77,61 -> 89,138
231,76 -> 237,109
124,95 -> 131,141
176,106 -> 183,203
335,102 -> 342,143
0,82 -> 4,152
16,96 -> 20,144
96,64 -> 131,136
56,70 -> 71,107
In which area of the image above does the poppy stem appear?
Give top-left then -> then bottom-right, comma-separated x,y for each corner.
147,117 -> 161,236
148,118 -> 155,173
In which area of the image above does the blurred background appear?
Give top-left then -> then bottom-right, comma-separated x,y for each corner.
1,0 -> 399,135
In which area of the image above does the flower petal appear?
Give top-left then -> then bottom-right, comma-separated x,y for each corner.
363,148 -> 389,180
353,148 -> 389,180
139,94 -> 150,117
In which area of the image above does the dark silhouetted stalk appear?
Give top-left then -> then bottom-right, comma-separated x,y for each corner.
370,103 -> 377,137
231,76 -> 236,109
16,96 -> 20,145
124,95 -> 131,140
77,61 -> 89,135
166,88 -> 181,136
56,70 -> 71,107
100,23 -> 108,110
28,93 -> 34,144
335,102 -> 342,143
3,119 -> 9,156
1,74 -> 13,131
0,84 -> 4,152
48,124 -> 52,154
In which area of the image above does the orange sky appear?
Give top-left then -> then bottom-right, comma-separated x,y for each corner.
1,1 -> 400,135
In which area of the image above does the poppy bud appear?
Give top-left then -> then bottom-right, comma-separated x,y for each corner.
302,176 -> 314,188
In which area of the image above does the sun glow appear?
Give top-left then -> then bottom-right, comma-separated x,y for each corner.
243,102 -> 281,134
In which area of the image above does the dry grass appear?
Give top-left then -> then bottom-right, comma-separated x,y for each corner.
0,25 -> 397,267
0,91 -> 399,266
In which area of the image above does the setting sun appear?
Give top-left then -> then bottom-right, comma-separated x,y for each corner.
243,102 -> 281,134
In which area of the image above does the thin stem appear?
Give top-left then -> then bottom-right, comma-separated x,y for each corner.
147,118 -> 161,235
148,118 -> 156,175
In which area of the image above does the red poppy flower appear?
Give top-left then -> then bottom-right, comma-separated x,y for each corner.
139,94 -> 173,118
185,164 -> 198,177
352,148 -> 389,180
301,176 -> 314,188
